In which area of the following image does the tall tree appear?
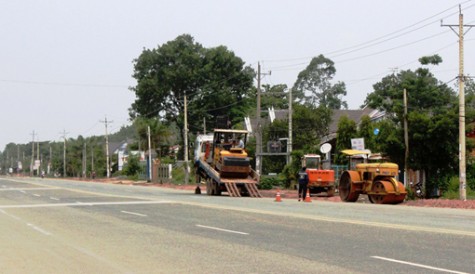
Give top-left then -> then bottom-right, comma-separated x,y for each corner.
130,34 -> 255,134
335,115 -> 357,164
292,54 -> 348,109
364,55 -> 458,187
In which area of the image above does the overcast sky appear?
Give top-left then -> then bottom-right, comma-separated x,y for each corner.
1,0 -> 474,150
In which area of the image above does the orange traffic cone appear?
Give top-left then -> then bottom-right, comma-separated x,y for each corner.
275,189 -> 282,202
304,189 -> 312,203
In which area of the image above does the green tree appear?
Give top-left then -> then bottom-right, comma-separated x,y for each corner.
364,56 -> 458,188
292,104 -> 331,151
335,115 -> 357,164
261,84 -> 289,110
134,117 -> 174,158
292,54 -> 348,109
130,34 -> 255,135
358,115 -> 375,152
122,154 -> 143,178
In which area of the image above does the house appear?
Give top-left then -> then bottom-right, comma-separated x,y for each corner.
247,107 -> 386,153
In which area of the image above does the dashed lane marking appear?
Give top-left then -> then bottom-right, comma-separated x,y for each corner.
121,211 -> 147,217
196,224 -> 249,235
371,256 -> 470,274
27,223 -> 52,236
1,210 -> 52,236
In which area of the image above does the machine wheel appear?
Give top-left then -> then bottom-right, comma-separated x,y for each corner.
327,187 -> 335,197
368,181 -> 387,204
368,180 -> 407,204
206,178 -> 212,195
214,181 -> 222,196
338,171 -> 360,202
194,173 -> 202,194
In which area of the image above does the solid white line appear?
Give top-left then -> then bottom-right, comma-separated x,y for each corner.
121,210 -> 147,217
33,194 -> 41,197
0,200 -> 174,209
27,223 -> 52,236
75,201 -> 93,206
196,224 -> 249,235
371,256 -> 470,274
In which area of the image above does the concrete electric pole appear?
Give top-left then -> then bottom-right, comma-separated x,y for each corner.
100,116 -> 113,178
442,5 -> 474,201
256,62 -> 262,175
147,125 -> 152,182
403,88 -> 409,187
30,130 -> 36,176
184,93 -> 189,184
60,130 -> 68,177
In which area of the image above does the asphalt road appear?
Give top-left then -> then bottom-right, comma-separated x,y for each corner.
1,176 -> 474,274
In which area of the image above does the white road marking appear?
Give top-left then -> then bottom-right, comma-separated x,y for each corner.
0,187 -> 57,191
196,224 -> 249,235
0,200 -> 174,209
49,197 -> 60,201
371,256 -> 470,274
121,211 -> 147,217
0,209 -> 21,221
1,210 -> 52,236
27,223 -> 52,236
33,194 -> 41,197
75,201 -> 93,206
19,190 -> 26,193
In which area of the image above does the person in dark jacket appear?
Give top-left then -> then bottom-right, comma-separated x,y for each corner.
298,167 -> 308,201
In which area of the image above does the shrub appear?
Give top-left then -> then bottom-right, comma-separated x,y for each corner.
441,176 -> 475,199
259,176 -> 283,190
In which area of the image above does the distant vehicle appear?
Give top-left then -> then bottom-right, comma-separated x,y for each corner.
194,129 -> 260,197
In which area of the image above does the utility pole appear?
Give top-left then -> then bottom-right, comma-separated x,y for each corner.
184,93 -> 189,184
403,88 -> 409,187
48,145 -> 52,175
256,63 -> 262,175
255,62 -> 272,175
100,116 -> 113,178
91,145 -> 94,174
60,130 -> 68,177
37,135 -> 40,175
147,125 -> 152,182
288,88 -> 293,164
30,130 -> 36,176
203,117 -> 206,135
82,142 -> 87,178
442,5 -> 474,201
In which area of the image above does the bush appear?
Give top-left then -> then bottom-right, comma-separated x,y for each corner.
441,176 -> 475,199
405,186 -> 416,200
121,155 -> 143,178
259,176 -> 283,190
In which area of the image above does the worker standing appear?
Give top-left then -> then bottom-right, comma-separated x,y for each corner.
237,137 -> 245,148
298,166 -> 308,202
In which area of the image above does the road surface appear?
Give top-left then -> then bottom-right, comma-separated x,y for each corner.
0,176 -> 474,273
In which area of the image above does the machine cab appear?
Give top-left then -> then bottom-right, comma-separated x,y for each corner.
302,154 -> 321,169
